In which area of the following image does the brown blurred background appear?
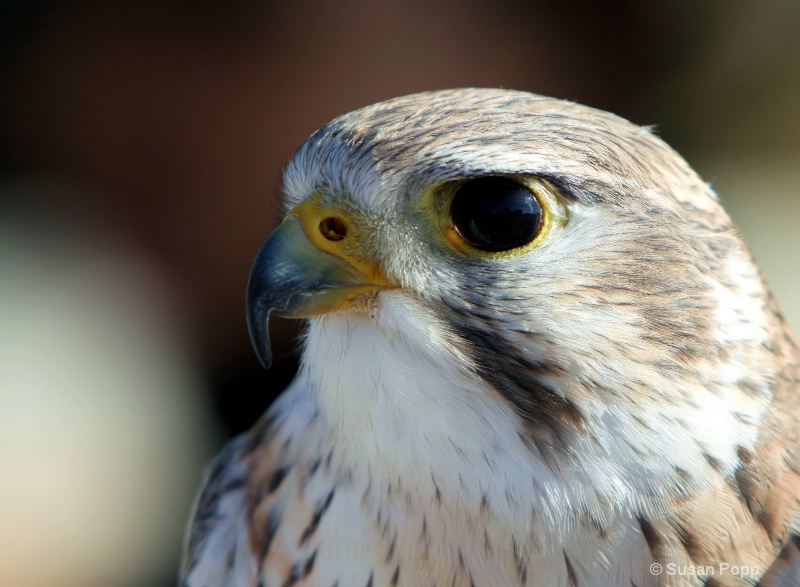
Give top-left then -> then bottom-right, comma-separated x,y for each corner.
0,1 -> 797,585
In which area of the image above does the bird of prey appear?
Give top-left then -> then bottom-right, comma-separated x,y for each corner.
180,89 -> 800,586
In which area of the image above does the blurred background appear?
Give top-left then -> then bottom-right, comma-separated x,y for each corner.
0,1 -> 797,585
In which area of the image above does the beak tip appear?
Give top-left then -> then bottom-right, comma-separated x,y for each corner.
248,320 -> 273,370
256,349 -> 273,370
246,296 -> 273,369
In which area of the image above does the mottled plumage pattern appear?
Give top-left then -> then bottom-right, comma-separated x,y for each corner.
181,89 -> 800,586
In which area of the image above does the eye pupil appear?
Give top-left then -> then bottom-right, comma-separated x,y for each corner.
450,177 -> 543,251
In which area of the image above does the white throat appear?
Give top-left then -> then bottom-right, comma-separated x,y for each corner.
267,288 -> 772,585
286,286 -> 769,532
293,293 -> 595,540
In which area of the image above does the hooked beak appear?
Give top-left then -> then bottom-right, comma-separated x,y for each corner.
246,200 -> 391,368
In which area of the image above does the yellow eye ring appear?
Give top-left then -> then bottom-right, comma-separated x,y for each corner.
426,175 -> 561,258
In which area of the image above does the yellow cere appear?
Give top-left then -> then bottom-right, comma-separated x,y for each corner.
287,196 -> 392,286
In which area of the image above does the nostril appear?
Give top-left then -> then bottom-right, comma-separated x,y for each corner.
319,217 -> 347,241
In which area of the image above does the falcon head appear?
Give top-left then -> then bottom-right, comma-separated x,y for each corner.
246,89 -> 792,526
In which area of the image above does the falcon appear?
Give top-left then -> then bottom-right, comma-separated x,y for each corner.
180,89 -> 800,586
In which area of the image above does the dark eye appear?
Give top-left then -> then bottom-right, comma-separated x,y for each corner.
450,177 -> 543,252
